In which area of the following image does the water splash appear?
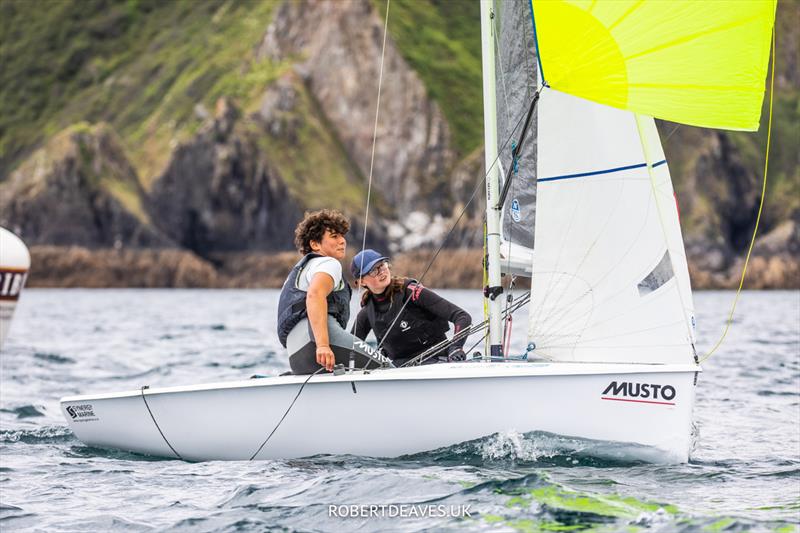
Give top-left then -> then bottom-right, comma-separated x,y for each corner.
478,431 -> 546,462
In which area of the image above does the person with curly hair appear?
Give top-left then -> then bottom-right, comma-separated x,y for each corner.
277,210 -> 392,374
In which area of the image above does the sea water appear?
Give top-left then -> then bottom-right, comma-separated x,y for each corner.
1,289 -> 798,532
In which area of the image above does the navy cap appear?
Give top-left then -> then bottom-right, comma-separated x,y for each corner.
351,249 -> 389,278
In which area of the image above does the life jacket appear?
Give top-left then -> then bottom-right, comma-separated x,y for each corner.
277,253 -> 352,348
363,279 -> 448,361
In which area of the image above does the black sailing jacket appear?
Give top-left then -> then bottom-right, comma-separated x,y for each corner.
353,279 -> 471,363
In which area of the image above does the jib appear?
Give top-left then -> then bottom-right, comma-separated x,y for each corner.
602,381 -> 676,401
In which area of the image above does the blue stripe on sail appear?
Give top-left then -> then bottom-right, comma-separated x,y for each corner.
538,159 -> 668,183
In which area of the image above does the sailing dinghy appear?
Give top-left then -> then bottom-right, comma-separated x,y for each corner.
61,0 -> 776,462
0,227 -> 30,349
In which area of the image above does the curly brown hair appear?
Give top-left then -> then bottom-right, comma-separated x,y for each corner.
294,209 -> 350,255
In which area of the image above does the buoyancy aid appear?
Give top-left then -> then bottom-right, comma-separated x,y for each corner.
277,253 -> 351,348
364,279 -> 448,360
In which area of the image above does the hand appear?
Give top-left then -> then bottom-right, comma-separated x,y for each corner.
447,347 -> 466,362
316,345 -> 335,372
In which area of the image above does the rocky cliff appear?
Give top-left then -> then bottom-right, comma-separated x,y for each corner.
0,0 -> 797,289
0,123 -> 170,248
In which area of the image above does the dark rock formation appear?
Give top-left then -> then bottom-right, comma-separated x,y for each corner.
0,123 -> 171,248
147,98 -> 300,258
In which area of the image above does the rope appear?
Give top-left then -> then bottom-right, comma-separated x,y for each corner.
700,27 -> 776,363
483,219 -> 490,358
502,314 -> 513,357
634,114 -> 696,351
140,386 -> 183,461
249,369 -> 324,460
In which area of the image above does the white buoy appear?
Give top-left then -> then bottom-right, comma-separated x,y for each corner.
0,227 -> 30,349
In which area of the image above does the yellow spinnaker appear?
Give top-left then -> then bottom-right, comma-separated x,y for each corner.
531,0 -> 776,131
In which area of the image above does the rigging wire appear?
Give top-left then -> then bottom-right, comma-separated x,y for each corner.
401,292 -> 531,367
700,28 -> 777,363
352,0 -> 390,352
140,386 -> 183,461
249,369 -> 324,460
363,90 -> 543,368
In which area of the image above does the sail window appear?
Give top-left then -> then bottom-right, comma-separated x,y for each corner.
638,250 -> 674,296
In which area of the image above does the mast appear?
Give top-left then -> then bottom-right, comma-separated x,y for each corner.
480,0 -> 504,359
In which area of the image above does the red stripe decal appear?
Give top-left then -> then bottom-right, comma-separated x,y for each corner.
601,397 -> 675,406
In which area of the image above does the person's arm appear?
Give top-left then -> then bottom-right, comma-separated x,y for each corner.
306,272 -> 335,371
409,284 -> 472,355
353,308 -> 371,340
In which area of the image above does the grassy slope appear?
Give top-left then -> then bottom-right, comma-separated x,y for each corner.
373,0 -> 483,155
0,0 -> 281,186
250,74 -> 374,214
1,0 -> 797,240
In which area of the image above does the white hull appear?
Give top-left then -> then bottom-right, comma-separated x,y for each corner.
0,227 -> 30,349
62,362 -> 699,463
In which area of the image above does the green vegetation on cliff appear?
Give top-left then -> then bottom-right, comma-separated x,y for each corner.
373,0 -> 483,155
1,0 -> 797,274
1,0 -> 279,184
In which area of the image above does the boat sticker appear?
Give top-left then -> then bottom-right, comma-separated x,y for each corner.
65,404 -> 99,422
510,199 -> 522,222
601,381 -> 676,406
0,269 -> 27,301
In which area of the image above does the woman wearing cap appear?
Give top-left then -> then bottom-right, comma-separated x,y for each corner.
351,250 -> 472,367
276,210 -> 392,374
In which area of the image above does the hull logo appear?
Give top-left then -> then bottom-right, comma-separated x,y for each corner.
601,381 -> 676,406
65,403 -> 98,422
353,340 -> 392,365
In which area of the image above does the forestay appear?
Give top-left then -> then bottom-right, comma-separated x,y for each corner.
528,88 -> 695,364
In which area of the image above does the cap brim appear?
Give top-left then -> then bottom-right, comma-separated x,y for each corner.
356,256 -> 388,277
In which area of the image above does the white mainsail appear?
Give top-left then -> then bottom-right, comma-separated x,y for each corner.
528,88 -> 696,364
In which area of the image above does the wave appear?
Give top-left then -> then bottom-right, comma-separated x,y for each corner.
0,425 -> 74,444
33,352 -> 75,364
63,445 -> 171,462
399,430 -> 658,467
0,405 -> 46,419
